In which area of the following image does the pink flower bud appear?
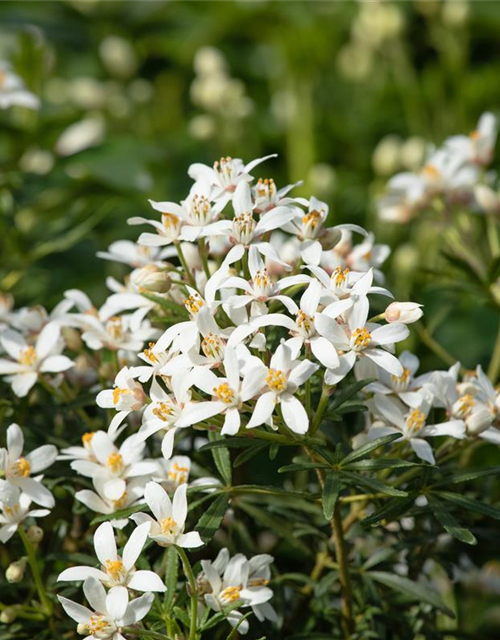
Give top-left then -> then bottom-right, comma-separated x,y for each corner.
385,302 -> 423,324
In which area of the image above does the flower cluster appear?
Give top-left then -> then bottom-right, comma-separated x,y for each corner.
378,112 -> 498,222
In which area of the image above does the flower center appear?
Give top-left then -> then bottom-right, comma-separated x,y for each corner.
143,342 -> 158,363
184,293 -> 204,316
19,346 -> 37,367
161,212 -> 181,232
105,559 -> 125,581
454,394 -> 475,418
253,269 -> 273,297
213,382 -> 237,405
168,462 -> 189,484
160,516 -> 177,535
153,401 -> 176,422
391,368 -> 411,391
233,211 -> 256,244
112,491 -> 128,510
106,452 -> 124,474
302,209 -> 323,238
106,317 -> 123,341
297,310 -> 314,336
214,156 -> 236,188
221,585 -> 242,603
351,327 -> 371,350
12,457 -> 30,477
202,333 -> 225,361
406,409 -> 426,435
255,177 -> 276,205
82,432 -> 95,449
88,615 -> 109,634
112,387 -> 130,406
331,267 -> 350,289
421,164 -> 440,180
266,368 -> 288,393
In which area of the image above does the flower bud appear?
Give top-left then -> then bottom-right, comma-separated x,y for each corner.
319,227 -> 342,251
61,327 -> 83,351
385,301 -> 423,324
474,184 -> 500,215
466,407 -> 493,436
132,265 -> 172,294
77,622 -> 90,635
0,606 -> 20,624
5,559 -> 27,584
26,525 -> 44,544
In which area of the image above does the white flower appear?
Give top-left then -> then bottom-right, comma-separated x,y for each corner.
0,323 -> 73,397
315,295 -> 409,384
70,431 -> 156,501
137,373 -> 216,459
97,240 -> 173,268
0,484 -> 50,543
188,154 -> 277,209
130,482 -> 203,549
200,551 -> 274,634
0,423 -> 57,508
446,112 -> 497,166
305,264 -> 391,303
96,367 -> 146,435
58,521 -> 166,593
75,477 -> 144,529
59,429 -> 123,464
182,346 -> 269,435
58,576 -> 153,640
370,393 -> 465,464
244,343 -> 318,434
0,62 -> 39,110
153,455 -> 191,493
252,177 -> 301,214
385,301 -> 423,324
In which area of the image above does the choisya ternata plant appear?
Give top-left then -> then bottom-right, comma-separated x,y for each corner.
1,127 -> 500,639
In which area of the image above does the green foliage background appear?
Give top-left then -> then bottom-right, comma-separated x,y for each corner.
2,1 -> 500,638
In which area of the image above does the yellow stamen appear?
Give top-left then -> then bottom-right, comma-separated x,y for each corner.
331,267 -> 349,288
457,394 -> 475,417
266,368 -> 287,393
213,382 -> 236,404
88,615 -> 109,633
112,492 -> 128,510
184,293 -> 204,315
160,516 -> 177,535
19,346 -> 37,367
112,387 -> 129,406
105,559 -> 124,581
351,327 -> 371,349
221,585 -> 242,603
82,432 -> 94,448
106,316 -> 123,340
143,342 -> 158,363
406,409 -> 425,434
12,458 -> 30,477
302,209 -> 322,229
153,402 -> 175,422
106,452 -> 124,474
297,310 -> 314,334
168,462 -> 189,484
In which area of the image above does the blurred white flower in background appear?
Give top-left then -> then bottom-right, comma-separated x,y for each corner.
0,62 -> 39,110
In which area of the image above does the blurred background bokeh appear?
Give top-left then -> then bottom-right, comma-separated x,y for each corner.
1,0 -> 500,368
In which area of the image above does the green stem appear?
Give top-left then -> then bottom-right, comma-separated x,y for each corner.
18,527 -> 52,617
487,215 -> 500,259
122,627 -> 169,640
311,384 -> 331,435
175,546 -> 198,640
198,238 -> 211,280
175,242 -> 195,287
488,318 -> 500,384
416,324 -> 457,368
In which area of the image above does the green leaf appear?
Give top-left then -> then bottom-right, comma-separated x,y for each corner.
278,462 -> 332,474
341,471 -> 408,497
209,431 -> 232,485
368,571 -> 454,617
198,437 -> 258,452
322,472 -> 342,520
195,494 -> 230,544
141,292 -> 189,317
329,377 -> 377,411
362,495 -> 417,527
438,491 -> 500,520
91,503 -> 147,525
234,442 -> 268,468
163,547 -> 179,614
343,458 -> 420,471
428,495 -> 477,545
340,434 -> 403,466
433,466 -> 500,486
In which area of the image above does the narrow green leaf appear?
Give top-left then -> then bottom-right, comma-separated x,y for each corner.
343,458 -> 420,471
198,438 -> 258,452
341,471 -> 408,497
322,472 -> 342,520
163,547 -> 179,614
362,495 -> 417,527
91,503 -> 147,525
141,292 -> 189,317
428,495 -> 477,545
209,431 -> 232,485
368,571 -> 454,617
329,377 -> 377,411
438,491 -> 500,521
340,434 -> 403,466
433,466 -> 500,486
278,462 -> 331,474
195,494 -> 230,543
234,442 -> 268,468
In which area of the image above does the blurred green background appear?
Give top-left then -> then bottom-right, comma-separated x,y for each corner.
1,0 -> 500,368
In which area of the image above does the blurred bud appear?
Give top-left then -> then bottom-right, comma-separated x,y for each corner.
392,243 -> 420,276
372,135 -> 402,176
415,0 -> 440,17
0,606 -> 20,624
131,265 -> 171,294
442,0 -> 469,27
189,115 -> 216,141
308,163 -> 337,198
99,36 -> 137,78
98,362 -> 115,380
56,116 -> 105,157
400,136 -> 427,171
19,148 -> 54,175
6,559 -> 27,584
337,43 -> 373,81
474,184 -> 500,215
194,46 -> 227,76
466,407 -> 493,436
128,79 -> 153,104
62,327 -> 83,351
0,292 -> 14,316
385,301 -> 423,324
320,228 -> 342,251
26,525 -> 44,544
69,77 -> 107,109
